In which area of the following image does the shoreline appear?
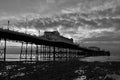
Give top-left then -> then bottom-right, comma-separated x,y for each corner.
0,59 -> 120,80
3,55 -> 120,62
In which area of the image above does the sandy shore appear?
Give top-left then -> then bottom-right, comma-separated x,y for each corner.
0,59 -> 120,80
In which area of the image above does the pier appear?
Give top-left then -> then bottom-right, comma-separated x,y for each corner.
0,28 -> 110,62
0,27 -> 110,80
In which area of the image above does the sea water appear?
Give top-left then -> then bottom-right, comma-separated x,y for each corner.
80,56 -> 120,62
2,53 -> 120,62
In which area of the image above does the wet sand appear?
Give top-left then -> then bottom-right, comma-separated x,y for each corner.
0,59 -> 120,80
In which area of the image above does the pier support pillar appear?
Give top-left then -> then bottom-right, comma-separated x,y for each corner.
4,39 -> 7,62
30,44 -> 33,61
25,42 -> 28,61
20,42 -> 31,62
48,46 -> 50,59
53,46 -> 56,61
36,45 -> 38,61
20,42 -> 23,61
0,39 -> 6,62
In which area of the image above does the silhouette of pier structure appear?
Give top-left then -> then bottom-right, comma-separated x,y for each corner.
0,27 -> 110,62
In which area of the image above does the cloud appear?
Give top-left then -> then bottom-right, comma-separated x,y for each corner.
61,0 -> 120,13
0,0 -> 120,55
46,0 -> 55,3
82,30 -> 120,42
56,23 -> 116,42
15,2 -> 120,43
1,0 -> 120,44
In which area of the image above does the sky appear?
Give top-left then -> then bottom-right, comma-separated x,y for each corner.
0,0 -> 120,56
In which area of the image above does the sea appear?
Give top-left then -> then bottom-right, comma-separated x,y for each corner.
1,53 -> 120,62
0,46 -> 120,62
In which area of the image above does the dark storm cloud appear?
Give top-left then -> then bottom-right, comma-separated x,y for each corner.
0,0 -> 67,20
79,16 -> 120,30
1,0 -> 120,43
83,34 -> 120,42
1,0 -> 120,55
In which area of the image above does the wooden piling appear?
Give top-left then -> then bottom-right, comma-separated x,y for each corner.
30,44 -> 33,61
53,46 -> 56,61
4,38 -> 7,62
25,42 -> 28,61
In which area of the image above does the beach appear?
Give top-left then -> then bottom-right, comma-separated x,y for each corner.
0,57 -> 120,80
